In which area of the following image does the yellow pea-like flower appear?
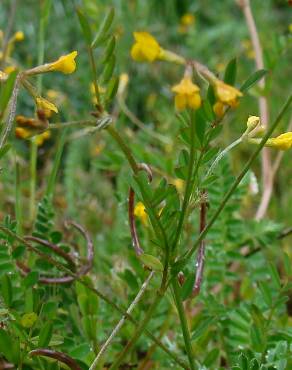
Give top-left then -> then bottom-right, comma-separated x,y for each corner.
131,32 -> 162,62
35,130 -> 51,146
172,76 -> 201,111
213,79 -> 243,108
36,96 -> 58,118
265,132 -> 292,150
247,115 -> 260,130
213,101 -> 225,118
21,312 -> 37,328
14,31 -> 24,42
15,127 -> 32,139
134,202 -> 148,225
48,51 -> 78,74
180,13 -> 195,27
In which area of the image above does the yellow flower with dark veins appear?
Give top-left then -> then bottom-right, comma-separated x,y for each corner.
172,76 -> 201,111
131,32 -> 162,62
214,80 -> 243,108
36,97 -> 58,117
134,202 -> 148,225
48,51 -> 78,74
265,132 -> 292,150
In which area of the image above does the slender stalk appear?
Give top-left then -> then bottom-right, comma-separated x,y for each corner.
178,94 -> 292,269
15,157 -> 22,235
172,278 -> 196,370
29,0 -> 52,221
88,47 -> 101,108
46,128 -> 67,197
0,73 -> 21,150
108,291 -> 164,370
89,271 -> 155,369
0,226 -> 187,369
238,0 -> 271,220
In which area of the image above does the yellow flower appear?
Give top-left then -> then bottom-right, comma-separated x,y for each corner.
134,202 -> 148,225
213,79 -> 243,107
265,132 -> 292,150
180,13 -> 195,26
36,97 -> 58,117
4,66 -> 16,74
172,179 -> 185,193
48,51 -> 78,74
213,101 -> 225,118
289,24 -> 292,33
172,76 -> 201,111
35,130 -> 51,146
21,312 -> 37,328
131,32 -> 162,62
247,115 -> 260,130
15,127 -> 32,139
14,31 -> 24,42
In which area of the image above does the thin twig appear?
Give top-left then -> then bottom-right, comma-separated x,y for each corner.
89,271 -> 155,370
128,163 -> 153,256
29,349 -> 82,370
0,73 -> 21,149
192,191 -> 207,297
237,0 -> 271,220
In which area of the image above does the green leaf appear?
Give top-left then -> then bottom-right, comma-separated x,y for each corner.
238,353 -> 248,370
0,329 -> 20,364
91,7 -> 115,48
181,273 -> 195,301
101,36 -> 116,63
191,316 -> 216,341
0,274 -> 12,306
268,262 -> 281,288
101,55 -> 115,84
258,281 -> 273,306
0,143 -> 11,160
76,8 -> 92,45
38,321 -> 53,347
203,348 -> 219,367
240,69 -> 268,92
0,70 -> 18,117
224,58 -> 237,85
23,271 -> 39,288
195,111 -> 207,145
138,253 -> 163,272
105,76 -> 119,103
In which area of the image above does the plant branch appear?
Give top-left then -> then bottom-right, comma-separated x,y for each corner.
237,0 -> 271,220
89,271 -> 155,369
172,278 -> 196,370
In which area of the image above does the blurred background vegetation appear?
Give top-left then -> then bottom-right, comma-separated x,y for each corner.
0,0 -> 291,369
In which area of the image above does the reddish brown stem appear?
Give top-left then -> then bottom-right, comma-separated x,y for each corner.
128,163 -> 153,257
29,349 -> 82,370
16,221 -> 94,284
192,191 -> 207,297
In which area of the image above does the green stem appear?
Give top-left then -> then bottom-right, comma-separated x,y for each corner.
46,128 -> 67,197
88,46 -> 101,107
29,139 -> 38,221
172,113 -> 204,253
107,125 -> 170,286
178,93 -> 292,270
109,290 -> 164,370
29,0 -> 51,221
15,157 -> 22,235
172,279 -> 196,370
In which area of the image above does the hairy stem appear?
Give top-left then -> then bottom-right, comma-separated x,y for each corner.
172,278 -> 196,370
89,271 -> 155,369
